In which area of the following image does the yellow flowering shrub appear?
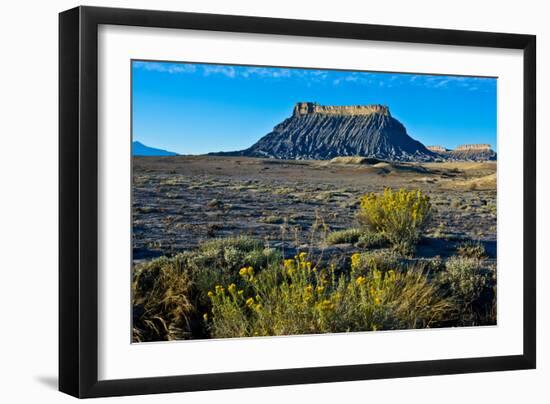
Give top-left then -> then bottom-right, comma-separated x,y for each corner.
351,253 -> 362,271
206,252 -> 455,338
357,188 -> 432,254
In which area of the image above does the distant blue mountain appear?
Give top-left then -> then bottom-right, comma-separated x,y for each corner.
132,141 -> 178,156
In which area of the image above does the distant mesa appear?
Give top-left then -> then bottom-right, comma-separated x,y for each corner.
427,145 -> 449,153
133,141 -> 178,156
455,144 -> 492,151
214,102 -> 437,162
428,143 -> 496,162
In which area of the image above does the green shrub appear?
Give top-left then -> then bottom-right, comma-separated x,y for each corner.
326,228 -> 363,245
198,236 -> 263,253
132,255 -> 194,342
441,257 -> 488,304
259,215 -> 284,224
349,250 -> 403,275
439,256 -> 495,325
187,237 -> 280,305
456,241 -> 486,259
357,188 -> 432,255
189,236 -> 273,275
356,232 -> 387,249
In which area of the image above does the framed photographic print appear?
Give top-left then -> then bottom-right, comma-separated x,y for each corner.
59,6 -> 536,398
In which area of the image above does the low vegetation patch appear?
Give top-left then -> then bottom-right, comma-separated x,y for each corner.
456,240 -> 486,259
439,256 -> 496,326
356,232 -> 387,249
440,173 -> 496,191
133,240 -> 495,341
349,250 -> 404,275
326,228 -> 388,248
259,215 -> 285,224
326,228 -> 363,245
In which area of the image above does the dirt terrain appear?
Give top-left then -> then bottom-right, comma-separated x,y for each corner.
132,156 -> 496,262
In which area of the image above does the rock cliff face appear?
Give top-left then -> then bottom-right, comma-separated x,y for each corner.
222,102 -> 436,161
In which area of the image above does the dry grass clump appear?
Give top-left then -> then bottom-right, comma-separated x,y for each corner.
440,173 -> 496,191
132,256 -> 194,342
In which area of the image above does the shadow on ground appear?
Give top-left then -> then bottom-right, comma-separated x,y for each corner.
418,237 -> 496,259
35,375 -> 58,390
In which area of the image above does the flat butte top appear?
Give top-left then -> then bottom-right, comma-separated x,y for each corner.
293,102 -> 390,117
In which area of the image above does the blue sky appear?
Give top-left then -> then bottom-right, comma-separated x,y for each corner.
132,60 -> 497,155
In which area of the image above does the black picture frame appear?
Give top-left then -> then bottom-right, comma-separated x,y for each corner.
59,5 -> 536,398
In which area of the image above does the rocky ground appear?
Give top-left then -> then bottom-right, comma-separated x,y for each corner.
132,156 -> 497,264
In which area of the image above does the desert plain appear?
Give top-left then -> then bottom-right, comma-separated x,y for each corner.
132,155 -> 496,264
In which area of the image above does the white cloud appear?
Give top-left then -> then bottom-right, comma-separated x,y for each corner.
406,74 -> 495,91
434,79 -> 449,88
332,72 -> 378,87
133,61 -> 197,74
203,65 -> 236,78
241,67 -> 292,79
